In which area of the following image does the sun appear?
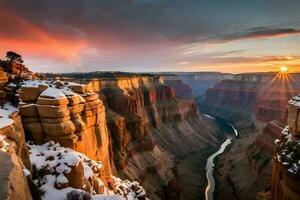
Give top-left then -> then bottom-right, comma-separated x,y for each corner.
280,66 -> 288,73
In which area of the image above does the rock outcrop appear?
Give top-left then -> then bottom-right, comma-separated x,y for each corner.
0,104 -> 32,200
18,81 -> 114,185
271,128 -> 300,200
271,94 -> 300,200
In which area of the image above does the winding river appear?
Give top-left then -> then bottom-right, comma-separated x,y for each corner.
203,114 -> 238,200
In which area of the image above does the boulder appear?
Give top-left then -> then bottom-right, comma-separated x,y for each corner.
64,161 -> 85,189
19,86 -> 40,102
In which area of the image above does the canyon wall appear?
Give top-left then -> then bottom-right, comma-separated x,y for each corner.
0,106 -> 32,200
11,74 -> 220,200
199,72 -> 300,130
192,72 -> 300,200
84,76 -> 220,199
271,94 -> 300,200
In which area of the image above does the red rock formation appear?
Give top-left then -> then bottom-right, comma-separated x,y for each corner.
17,82 -> 114,185
271,94 -> 300,200
67,76 -> 219,199
0,108 -> 32,200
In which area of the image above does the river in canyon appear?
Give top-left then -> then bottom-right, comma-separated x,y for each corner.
203,114 -> 238,200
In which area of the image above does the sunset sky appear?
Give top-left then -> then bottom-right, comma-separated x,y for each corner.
0,0 -> 300,73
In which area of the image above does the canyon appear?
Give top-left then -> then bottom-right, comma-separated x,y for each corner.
1,63 -> 300,200
0,67 -> 222,200
198,72 -> 300,200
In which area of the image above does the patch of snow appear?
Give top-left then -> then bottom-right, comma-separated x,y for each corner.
276,126 -> 300,175
0,103 -> 18,129
40,88 -> 66,99
28,142 -> 147,200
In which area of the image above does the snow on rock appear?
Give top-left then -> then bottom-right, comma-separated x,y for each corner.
113,177 -> 148,200
40,88 -> 66,99
274,126 -> 300,175
0,103 -> 19,129
28,141 -> 148,200
288,94 -> 300,108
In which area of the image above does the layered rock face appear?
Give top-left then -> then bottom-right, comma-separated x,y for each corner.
0,105 -> 32,200
68,75 -> 220,199
199,73 -> 300,129
196,73 -> 300,200
287,94 -> 300,136
18,81 -> 114,185
7,74 -> 220,200
271,112 -> 300,200
198,75 -> 266,130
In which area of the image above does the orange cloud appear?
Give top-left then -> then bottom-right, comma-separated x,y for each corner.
0,8 -> 86,61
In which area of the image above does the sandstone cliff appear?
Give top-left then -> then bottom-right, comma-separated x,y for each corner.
77,75 -> 220,199
192,72 -> 300,200
199,73 -> 300,128
272,127 -> 300,200
4,74 -> 220,200
0,104 -> 32,200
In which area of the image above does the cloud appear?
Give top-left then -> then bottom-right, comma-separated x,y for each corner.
222,27 -> 300,42
0,0 -> 300,72
0,8 -> 86,61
